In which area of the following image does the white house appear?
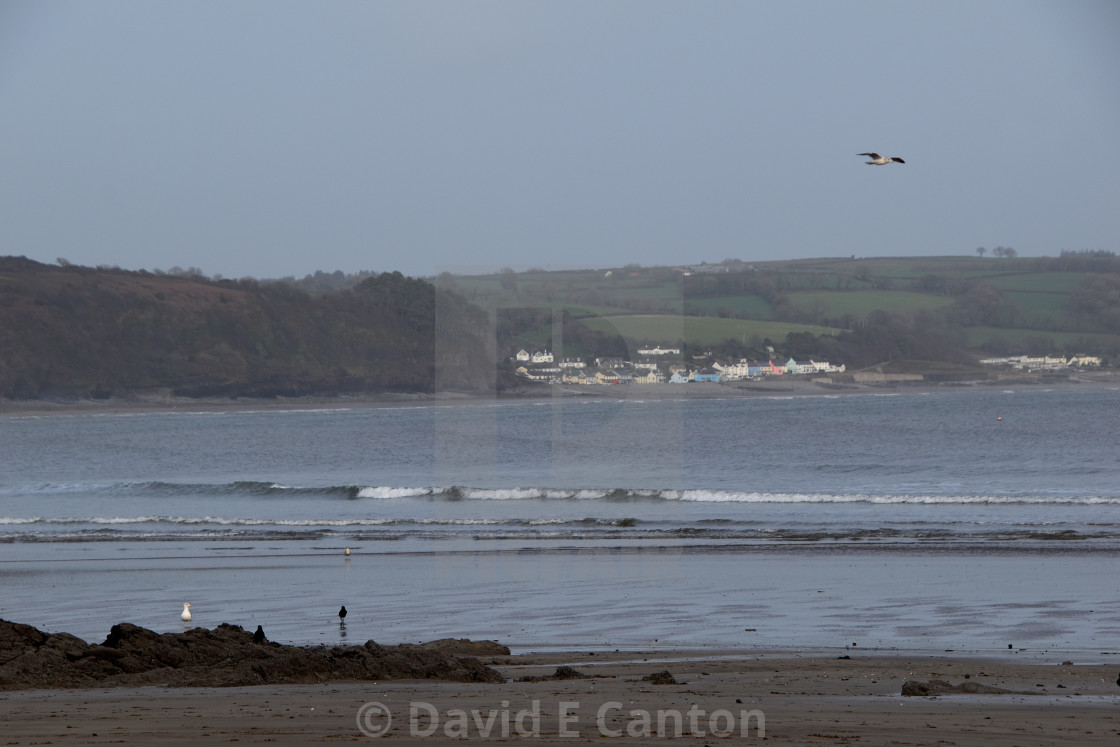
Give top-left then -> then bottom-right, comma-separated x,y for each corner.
802,359 -> 846,373
531,350 -> 554,364
979,355 -> 1101,370
517,365 -> 560,383
782,358 -> 845,374
713,359 -> 751,380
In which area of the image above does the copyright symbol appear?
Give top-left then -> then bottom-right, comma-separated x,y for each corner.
356,700 -> 392,737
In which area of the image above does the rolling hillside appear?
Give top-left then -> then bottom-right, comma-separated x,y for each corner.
2,251 -> 1116,401
446,253 -> 1120,367
0,257 -> 502,400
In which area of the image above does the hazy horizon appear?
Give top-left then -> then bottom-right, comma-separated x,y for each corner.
3,1 -> 1117,280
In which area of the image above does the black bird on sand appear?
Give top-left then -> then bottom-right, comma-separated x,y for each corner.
339,605 -> 347,620
253,625 -> 266,644
1116,672 -> 1119,688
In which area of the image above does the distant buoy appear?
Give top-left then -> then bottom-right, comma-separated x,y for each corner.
181,603 -> 192,622
997,417 -> 1002,421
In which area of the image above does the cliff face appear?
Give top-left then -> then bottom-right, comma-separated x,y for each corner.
0,257 -> 504,400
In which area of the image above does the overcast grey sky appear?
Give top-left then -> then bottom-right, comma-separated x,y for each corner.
2,0 -> 1117,279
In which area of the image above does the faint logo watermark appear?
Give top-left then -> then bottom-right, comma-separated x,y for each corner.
356,698 -> 765,739
355,700 -> 393,738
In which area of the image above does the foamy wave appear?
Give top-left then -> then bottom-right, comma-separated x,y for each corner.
454,487 -> 629,501
356,486 -> 437,499
652,490 -> 1120,505
417,518 -> 501,525
6,479 -> 1118,507
399,487 -> 1120,505
5,516 -> 400,527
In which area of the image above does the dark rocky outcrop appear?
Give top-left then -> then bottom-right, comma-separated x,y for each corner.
414,638 -> 511,657
642,670 -> 678,685
518,665 -> 591,682
0,619 -> 504,690
901,678 -> 1021,696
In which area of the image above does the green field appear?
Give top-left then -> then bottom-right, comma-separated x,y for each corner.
683,295 -> 774,317
964,326 -> 1120,351
748,255 -> 1027,280
579,314 -> 844,346
447,254 -> 1118,359
784,290 -> 954,317
984,272 -> 1083,293
1002,291 -> 1069,315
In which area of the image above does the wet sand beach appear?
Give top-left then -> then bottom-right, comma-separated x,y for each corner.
3,650 -> 1119,745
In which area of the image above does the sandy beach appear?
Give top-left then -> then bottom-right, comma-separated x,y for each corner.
3,649 -> 1119,745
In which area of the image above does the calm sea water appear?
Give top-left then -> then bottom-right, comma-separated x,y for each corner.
2,386 -> 1119,656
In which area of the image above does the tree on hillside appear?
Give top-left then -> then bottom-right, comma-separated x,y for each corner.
975,247 -> 986,258
1069,273 -> 1120,334
948,281 -> 1013,326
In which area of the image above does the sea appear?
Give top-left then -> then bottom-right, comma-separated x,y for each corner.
2,385 -> 1119,659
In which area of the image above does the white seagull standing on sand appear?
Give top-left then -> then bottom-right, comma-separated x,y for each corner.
181,603 -> 192,622
858,152 -> 905,165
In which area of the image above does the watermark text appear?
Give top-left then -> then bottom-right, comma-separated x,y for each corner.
356,699 -> 765,739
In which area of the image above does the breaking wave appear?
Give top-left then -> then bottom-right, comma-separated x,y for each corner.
4,480 -> 1119,504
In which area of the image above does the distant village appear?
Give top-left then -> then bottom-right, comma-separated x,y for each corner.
977,354 -> 1102,371
512,346 -> 846,385
513,347 -> 1103,386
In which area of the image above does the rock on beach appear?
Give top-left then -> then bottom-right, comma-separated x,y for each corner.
0,618 -> 506,690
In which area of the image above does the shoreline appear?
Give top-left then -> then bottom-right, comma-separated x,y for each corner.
3,371 -> 1118,418
3,648 -> 1119,744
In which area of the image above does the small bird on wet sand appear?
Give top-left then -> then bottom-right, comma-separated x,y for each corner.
339,605 -> 347,620
253,625 -> 266,644
858,152 -> 905,165
345,546 -> 351,557
181,603 -> 192,622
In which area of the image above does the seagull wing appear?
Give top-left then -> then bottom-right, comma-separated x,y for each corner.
857,153 -> 883,159
891,157 -> 905,164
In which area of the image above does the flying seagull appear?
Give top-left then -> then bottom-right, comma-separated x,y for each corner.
858,152 -> 905,165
